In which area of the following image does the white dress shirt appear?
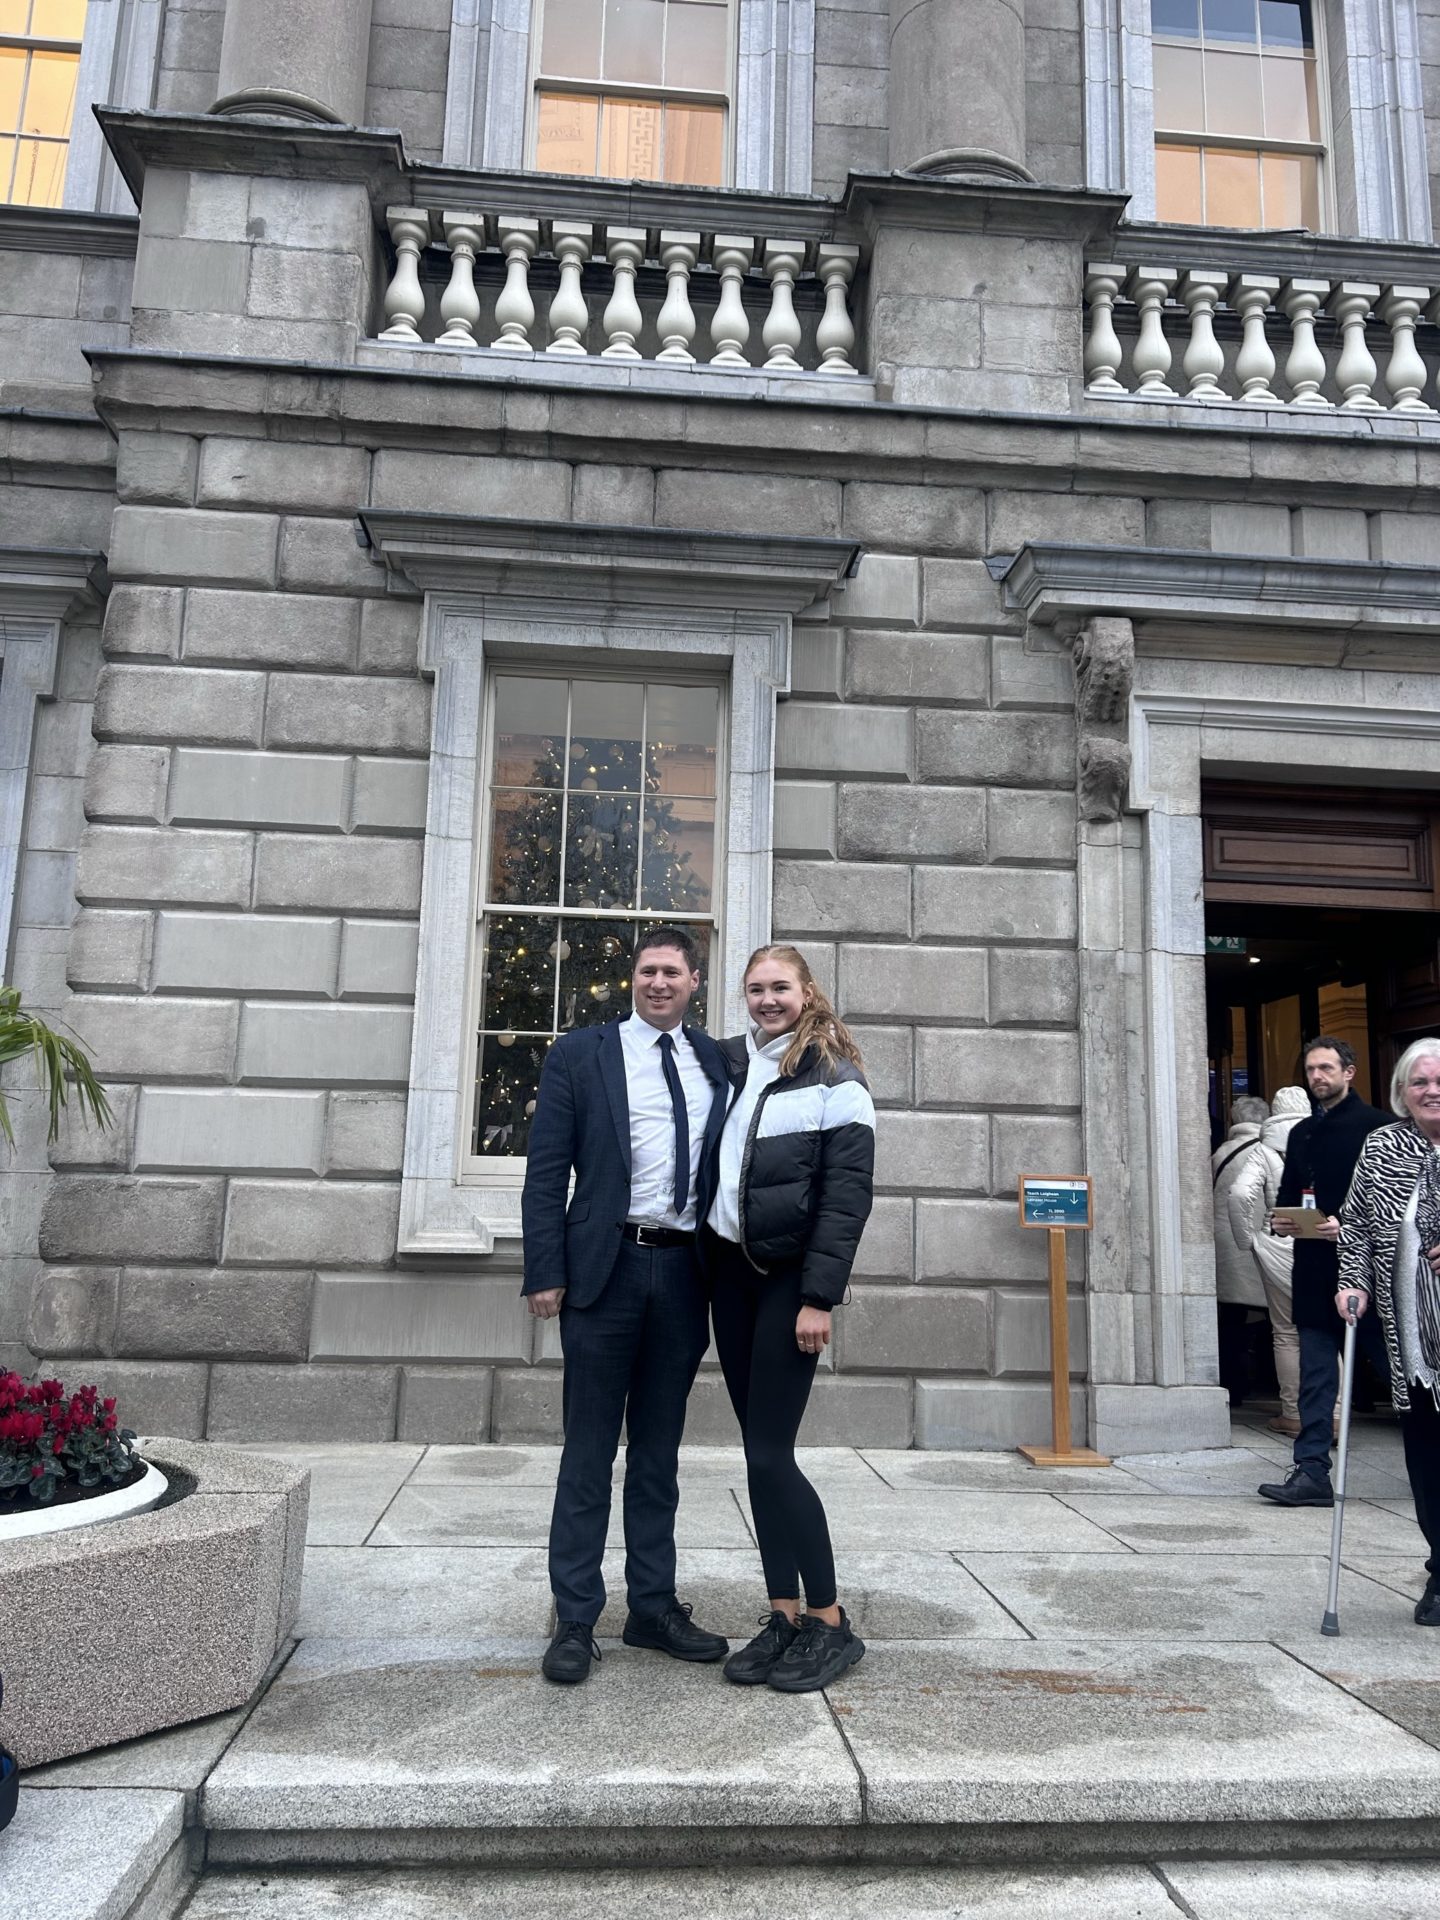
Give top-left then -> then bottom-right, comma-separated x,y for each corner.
620,1014 -> 714,1231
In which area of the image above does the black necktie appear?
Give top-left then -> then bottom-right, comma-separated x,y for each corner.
658,1031 -> 689,1218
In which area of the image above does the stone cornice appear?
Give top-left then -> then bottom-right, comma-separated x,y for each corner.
1114,219 -> 1440,293
0,547 -> 109,621
0,204 -> 137,256
355,511 -> 859,612
97,109 -> 407,206
997,542 -> 1440,636
841,172 -> 1128,246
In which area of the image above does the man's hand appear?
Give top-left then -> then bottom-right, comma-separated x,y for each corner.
1334,1289 -> 1367,1321
1270,1212 -> 1295,1238
796,1306 -> 831,1356
1314,1214 -> 1341,1242
527,1288 -> 566,1319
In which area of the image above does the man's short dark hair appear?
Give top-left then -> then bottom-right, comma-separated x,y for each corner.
632,924 -> 704,973
1304,1034 -> 1357,1071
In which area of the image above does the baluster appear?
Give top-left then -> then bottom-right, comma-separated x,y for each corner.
378,207 -> 430,344
436,210 -> 485,348
1083,263 -> 1127,394
1380,284 -> 1434,412
1428,292 -> 1440,407
762,241 -> 806,371
1229,273 -> 1281,405
1280,277 -> 1332,409
1328,282 -> 1382,410
547,220 -> 594,355
655,230 -> 700,363
489,216 -> 539,352
710,235 -> 755,366
1179,270 -> 1226,400
1124,267 -> 1178,396
601,226 -> 647,359
815,244 -> 860,375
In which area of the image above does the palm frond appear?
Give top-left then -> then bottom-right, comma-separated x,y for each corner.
0,986 -> 113,1147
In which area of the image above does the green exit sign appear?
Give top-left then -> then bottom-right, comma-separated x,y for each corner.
1206,936 -> 1248,955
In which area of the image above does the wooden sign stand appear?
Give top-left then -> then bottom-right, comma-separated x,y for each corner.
1015,1176 -> 1110,1469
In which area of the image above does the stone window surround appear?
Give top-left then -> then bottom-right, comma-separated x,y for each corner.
354,510 -> 857,1259
443,0 -> 816,194
61,0 -> 165,216
0,550 -> 107,982
1084,0 -> 1433,243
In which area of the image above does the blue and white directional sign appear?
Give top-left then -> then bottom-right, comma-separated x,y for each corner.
1019,1175 -> 1093,1231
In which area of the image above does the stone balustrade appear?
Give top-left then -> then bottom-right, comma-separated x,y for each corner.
1084,257 -> 1440,413
375,207 -> 863,377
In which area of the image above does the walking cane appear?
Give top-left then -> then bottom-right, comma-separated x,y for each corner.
1321,1297 -> 1361,1637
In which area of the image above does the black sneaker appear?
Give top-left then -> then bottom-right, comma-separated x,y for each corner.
1416,1580 -> 1440,1627
542,1620 -> 600,1684
724,1611 -> 799,1686
766,1608 -> 865,1693
622,1599 -> 728,1663
1257,1468 -> 1334,1507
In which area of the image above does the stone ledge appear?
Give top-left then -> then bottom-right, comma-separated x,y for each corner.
0,1439 -> 308,1767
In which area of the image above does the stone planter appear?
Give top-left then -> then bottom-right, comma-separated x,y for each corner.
0,1438 -> 309,1768
0,1458 -> 168,1541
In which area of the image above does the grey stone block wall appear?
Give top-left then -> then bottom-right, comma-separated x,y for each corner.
365,0 -> 453,163
0,253 -> 133,410
813,0 -> 890,195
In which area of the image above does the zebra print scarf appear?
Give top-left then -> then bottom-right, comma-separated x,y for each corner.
1410,1142 -> 1440,1388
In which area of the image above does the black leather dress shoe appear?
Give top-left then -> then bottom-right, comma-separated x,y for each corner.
621,1599 -> 728,1662
543,1620 -> 600,1684
1416,1580 -> 1440,1626
1257,1467 -> 1334,1507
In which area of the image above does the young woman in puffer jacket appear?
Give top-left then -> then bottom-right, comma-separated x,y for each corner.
702,943 -> 875,1694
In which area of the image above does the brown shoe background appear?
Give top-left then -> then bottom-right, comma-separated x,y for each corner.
1267,1414 -> 1301,1436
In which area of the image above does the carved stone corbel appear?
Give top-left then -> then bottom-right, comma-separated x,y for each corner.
1073,616 -> 1135,822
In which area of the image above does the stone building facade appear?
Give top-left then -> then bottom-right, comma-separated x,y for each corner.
3,0 -> 1440,1454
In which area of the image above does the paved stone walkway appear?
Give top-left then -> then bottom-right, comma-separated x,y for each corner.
13,1411 -> 1440,1918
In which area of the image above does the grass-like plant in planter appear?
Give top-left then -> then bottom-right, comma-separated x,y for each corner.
0,983 -> 111,1146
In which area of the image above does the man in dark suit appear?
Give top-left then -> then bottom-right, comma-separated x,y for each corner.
1258,1035 -> 1390,1507
522,923 -> 733,1684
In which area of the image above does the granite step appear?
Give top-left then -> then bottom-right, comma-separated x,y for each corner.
198,1633 -> 1440,1869
0,1788 -> 190,1920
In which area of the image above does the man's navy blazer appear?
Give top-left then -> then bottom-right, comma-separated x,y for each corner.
520,1016 -> 733,1308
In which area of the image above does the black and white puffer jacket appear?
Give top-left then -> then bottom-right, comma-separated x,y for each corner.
714,1031 -> 876,1310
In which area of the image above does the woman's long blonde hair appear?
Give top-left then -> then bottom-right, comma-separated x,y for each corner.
744,944 -> 865,1080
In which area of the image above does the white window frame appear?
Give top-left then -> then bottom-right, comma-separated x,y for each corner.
464,657 -> 728,1183
61,0 -> 164,214
1085,0 -> 1433,241
353,511 -> 856,1259
444,0 -> 815,194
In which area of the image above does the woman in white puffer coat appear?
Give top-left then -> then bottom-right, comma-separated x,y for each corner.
1228,1085 -> 1312,1436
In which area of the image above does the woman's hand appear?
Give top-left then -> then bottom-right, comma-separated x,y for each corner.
1334,1289 -> 1367,1321
796,1306 -> 831,1355
1426,1242 -> 1440,1278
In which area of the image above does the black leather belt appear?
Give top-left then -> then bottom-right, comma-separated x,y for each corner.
622,1223 -> 696,1248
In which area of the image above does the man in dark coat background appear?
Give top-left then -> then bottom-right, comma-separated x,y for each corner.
1258,1035 -> 1390,1507
521,924 -> 732,1684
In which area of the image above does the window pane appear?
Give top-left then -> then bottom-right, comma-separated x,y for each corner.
560,918 -> 644,1030
11,134 -> 65,202
570,679 -> 643,790
599,93 -> 663,176
1153,43 -> 1204,128
1155,141 -> 1204,221
1205,145 -> 1262,224
1202,0 -> 1256,41
665,0 -> 728,88
473,1035 -> 550,1157
1204,48 -> 1263,133
34,0 -> 87,37
489,790 -> 564,905
643,797 -> 714,912
1259,0 -> 1311,46
646,684 -> 719,796
1261,51 -> 1318,140
564,792 -> 640,908
21,48 -> 79,137
535,90 -> 599,174
0,1 -> 32,31
492,677 -> 567,789
1152,0 -> 1200,34
0,48 -> 24,131
478,913 -> 560,1034
662,100 -> 724,182
603,0 -> 664,84
540,0 -> 602,76
1262,148 -> 1319,228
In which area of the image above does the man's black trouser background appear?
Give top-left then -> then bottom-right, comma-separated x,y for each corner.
1295,1312 -> 1391,1479
549,1237 -> 709,1625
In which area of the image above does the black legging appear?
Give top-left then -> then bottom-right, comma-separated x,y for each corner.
705,1228 -> 837,1610
1400,1388 -> 1440,1579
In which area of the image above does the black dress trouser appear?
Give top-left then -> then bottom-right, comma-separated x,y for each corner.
705,1228 -> 837,1611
